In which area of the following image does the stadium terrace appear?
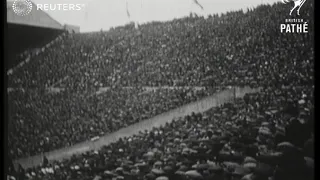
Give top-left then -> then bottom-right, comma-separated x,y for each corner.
7,1 -> 314,180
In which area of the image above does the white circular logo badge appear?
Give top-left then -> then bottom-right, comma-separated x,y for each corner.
12,0 -> 33,16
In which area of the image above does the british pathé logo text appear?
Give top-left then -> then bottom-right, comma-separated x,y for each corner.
282,0 -> 306,16
280,0 -> 308,33
280,19 -> 308,33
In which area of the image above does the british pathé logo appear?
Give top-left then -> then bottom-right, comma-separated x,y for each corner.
280,19 -> 308,33
282,0 -> 307,16
280,0 -> 308,33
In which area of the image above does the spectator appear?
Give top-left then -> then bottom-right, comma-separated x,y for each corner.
7,1 -> 313,180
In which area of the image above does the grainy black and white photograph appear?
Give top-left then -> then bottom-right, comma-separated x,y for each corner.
6,0 -> 314,180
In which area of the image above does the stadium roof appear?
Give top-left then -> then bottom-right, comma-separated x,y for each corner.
7,1 -> 64,30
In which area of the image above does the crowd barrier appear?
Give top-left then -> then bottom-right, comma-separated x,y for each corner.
14,86 -> 260,169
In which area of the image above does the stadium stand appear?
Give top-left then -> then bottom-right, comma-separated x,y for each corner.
7,1 -> 314,180
6,1 -> 80,71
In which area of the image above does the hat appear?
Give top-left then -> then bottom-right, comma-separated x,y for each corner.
241,173 -> 256,180
151,169 -> 165,175
197,164 -> 209,170
223,162 -> 241,170
254,163 -> 273,177
233,167 -> 250,176
243,163 -> 257,170
244,157 -> 257,164
179,165 -> 189,172
116,167 -> 123,172
154,161 -> 163,166
163,166 -> 173,173
104,170 -> 114,176
185,170 -> 203,179
277,142 -> 295,149
208,163 -> 223,172
93,175 -> 102,180
145,173 -> 156,180
156,176 -> 168,180
175,170 -> 185,176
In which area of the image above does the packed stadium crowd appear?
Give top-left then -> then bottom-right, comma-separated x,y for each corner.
8,3 -> 313,89
7,1 -> 314,180
10,87 -> 314,180
8,87 -> 212,158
